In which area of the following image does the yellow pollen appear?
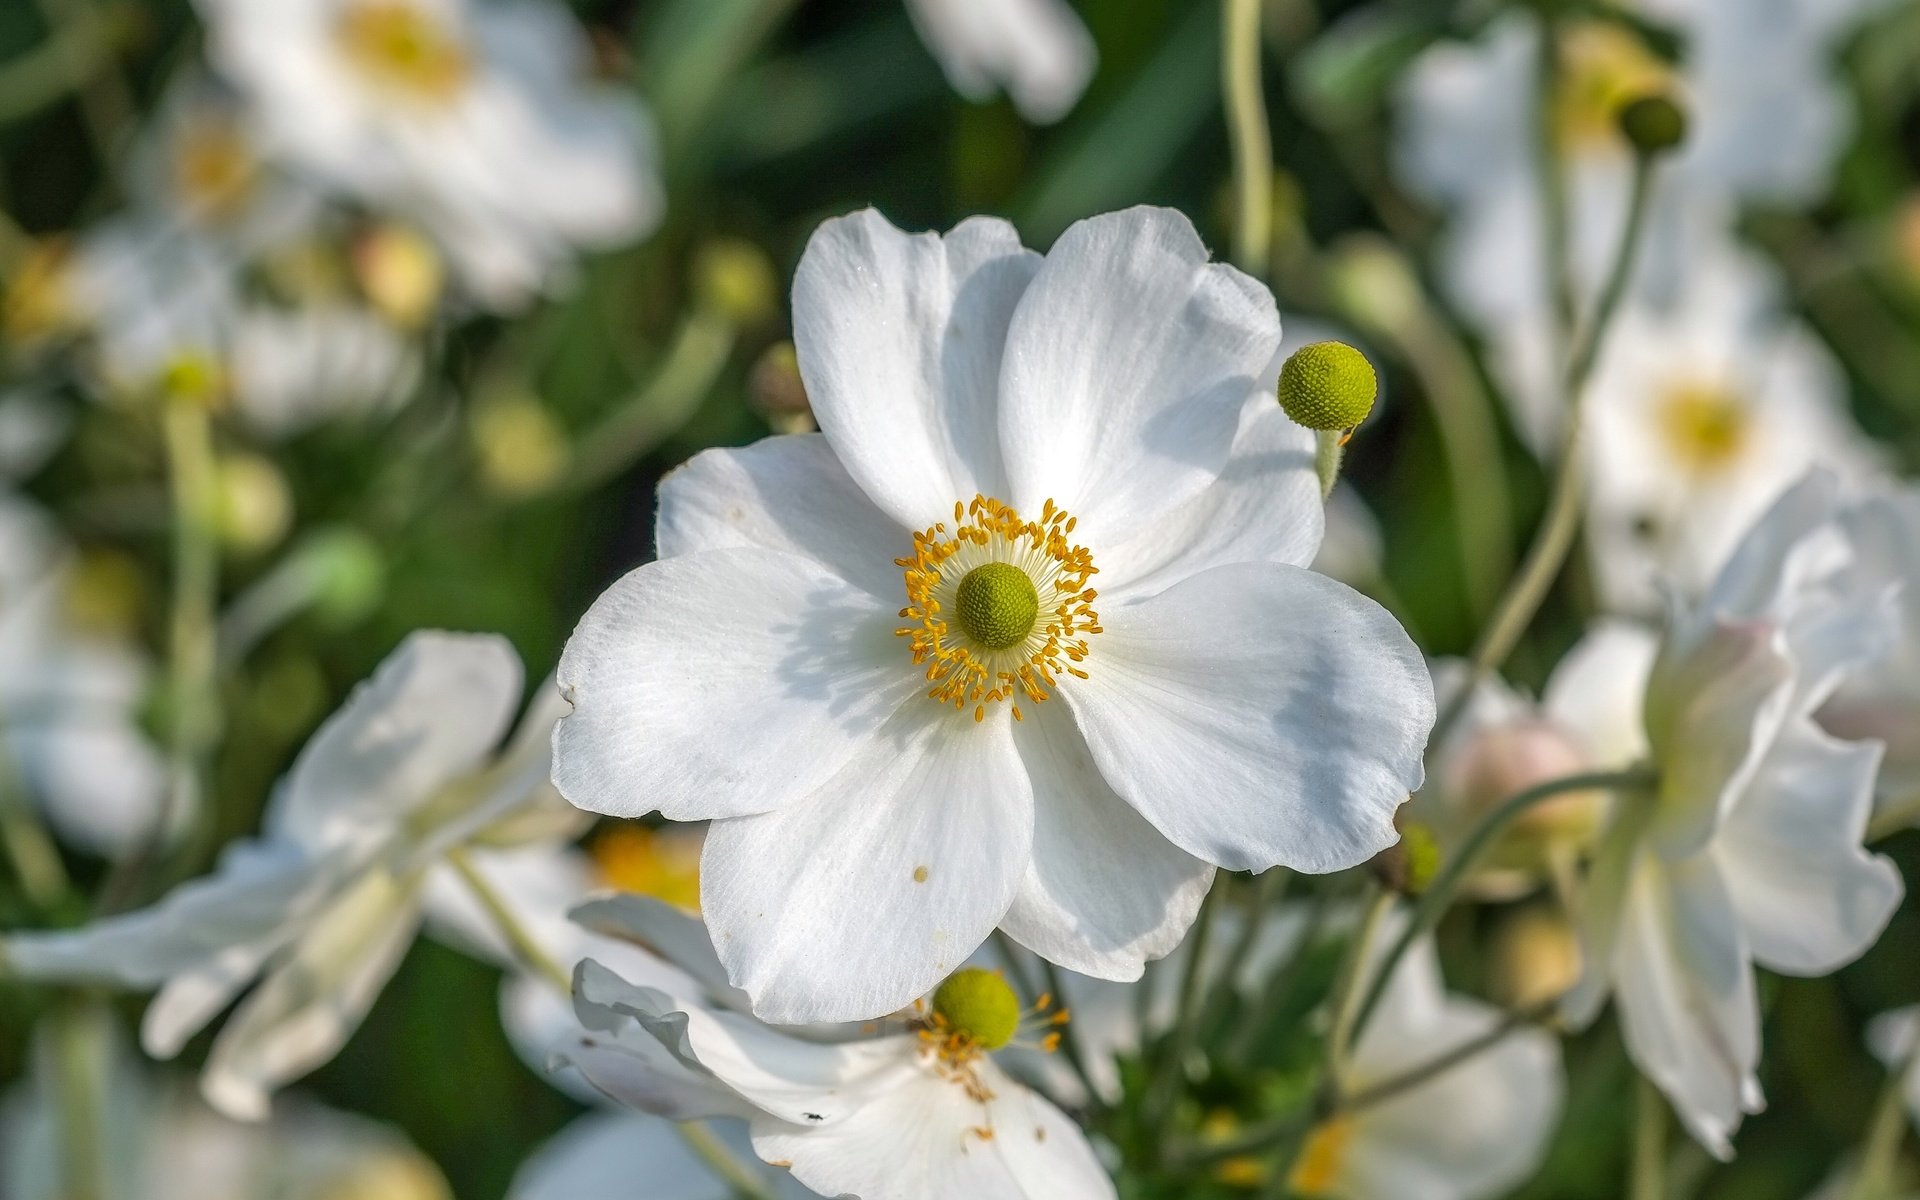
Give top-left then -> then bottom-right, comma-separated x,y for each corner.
3,239 -> 75,345
336,1 -> 473,103
1554,22 -> 1673,151
172,116 -> 259,220
895,495 -> 1100,718
915,973 -> 1070,1103
590,824 -> 702,913
1659,383 -> 1750,474
1289,1116 -> 1357,1197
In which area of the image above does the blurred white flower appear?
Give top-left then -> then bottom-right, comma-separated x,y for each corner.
1867,1007 -> 1920,1135
509,1109 -> 815,1200
1583,239 -> 1881,611
552,205 -> 1434,1024
1395,3 -> 1883,452
903,0 -> 1096,125
0,495 -> 166,859
62,219 -> 238,399
228,304 -> 421,439
0,631 -> 567,1120
0,1021 -> 449,1200
557,897 -> 1116,1200
0,390 -> 72,482
1817,488 -> 1920,829
193,0 -> 662,308
1563,472 -> 1905,1157
1286,936 -> 1564,1200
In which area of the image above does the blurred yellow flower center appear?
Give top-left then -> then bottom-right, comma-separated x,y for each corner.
172,116 -> 259,219
591,825 -> 702,912
1659,383 -> 1750,474
3,239 -> 75,345
896,495 -> 1100,724
1554,22 -> 1673,150
1289,1116 -> 1357,1197
336,2 -> 473,103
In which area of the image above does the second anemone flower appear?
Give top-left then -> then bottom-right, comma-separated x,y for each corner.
553,206 -> 1435,1024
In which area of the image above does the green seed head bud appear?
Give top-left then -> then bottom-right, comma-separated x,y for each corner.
1618,93 -> 1687,156
694,238 -> 780,326
954,562 -> 1039,651
932,968 -> 1021,1050
1278,341 -> 1377,432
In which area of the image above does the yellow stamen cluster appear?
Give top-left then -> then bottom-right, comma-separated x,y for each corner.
1288,1115 -> 1357,1196
896,495 -> 1100,723
336,1 -> 473,103
912,970 -> 1070,1105
172,116 -> 260,220
1659,383 -> 1750,474
590,824 -> 703,913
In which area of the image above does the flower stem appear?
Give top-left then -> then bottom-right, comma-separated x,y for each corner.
445,846 -> 572,995
559,310 -> 735,496
1429,145 -> 1660,748
1144,879 -> 1228,1136
1323,887 -> 1393,1094
98,394 -> 222,915
1039,955 -> 1106,1116
0,749 -> 69,911
676,1121 -> 775,1200
1632,1072 -> 1667,1200
1348,767 -> 1656,1045
1846,1036 -> 1920,1200
52,1000 -> 107,1200
1222,0 -> 1273,276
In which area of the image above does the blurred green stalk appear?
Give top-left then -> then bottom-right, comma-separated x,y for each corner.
1847,1037 -> 1920,1200
52,1001 -> 107,1200
1632,1073 -> 1667,1200
559,310 -> 735,497
1222,0 -> 1273,276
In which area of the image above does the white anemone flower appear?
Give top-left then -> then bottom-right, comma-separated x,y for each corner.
1395,2 -> 1884,452
1563,472 -> 1905,1156
1816,487 -> 1920,829
556,896 -> 1117,1200
63,219 -> 239,399
1583,239 -> 1881,611
0,495 -> 167,858
0,631 -> 567,1120
192,0 -> 662,308
1286,935 -> 1564,1200
902,0 -> 1096,125
552,205 -> 1435,1024
227,303 -> 421,439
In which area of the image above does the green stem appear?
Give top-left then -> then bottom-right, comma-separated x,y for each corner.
27,0 -> 133,174
1632,1072 -> 1667,1200
1039,956 -> 1106,1115
0,749 -> 68,911
446,846 -> 572,994
1227,884 -> 1337,1060
1535,11 -> 1577,365
1341,996 -> 1558,1111
1430,148 -> 1659,748
52,1001 -> 107,1200
557,311 -> 735,496
675,1121 -> 774,1200
1313,430 -> 1344,500
97,396 -> 221,914
1323,887 -> 1393,1094
1222,0 -> 1273,276
1349,767 -> 1656,1044
1847,1036 -> 1920,1200
1144,880 -> 1228,1135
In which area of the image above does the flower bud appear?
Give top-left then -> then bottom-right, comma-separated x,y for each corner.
214,452 -> 294,554
1617,93 -> 1687,156
694,238 -> 779,327
1278,341 -> 1377,433
310,1153 -> 450,1200
470,393 -> 569,497
750,341 -> 813,434
1490,905 -> 1582,1010
303,527 -> 386,626
354,223 -> 444,329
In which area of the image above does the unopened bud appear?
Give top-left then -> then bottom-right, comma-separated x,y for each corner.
1490,905 -> 1582,1010
62,548 -> 146,639
1278,341 -> 1377,433
214,452 -> 294,554
693,238 -> 779,326
470,393 -> 569,497
1369,820 -> 1439,896
310,1153 -> 450,1200
1450,718 -> 1607,848
302,527 -> 386,626
1618,93 -> 1687,156
354,224 -> 443,329
749,341 -> 812,434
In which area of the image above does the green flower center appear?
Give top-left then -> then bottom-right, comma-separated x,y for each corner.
953,562 -> 1040,651
931,968 -> 1021,1051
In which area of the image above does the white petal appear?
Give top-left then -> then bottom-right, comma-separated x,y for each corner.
1096,397 -> 1322,599
656,434 -> 909,599
265,631 -> 522,849
1644,618 -> 1794,860
564,962 -> 750,1122
199,866 -> 423,1120
999,207 -> 1279,544
552,549 -> 921,822
11,716 -> 167,859
999,700 -> 1214,980
1543,618 -> 1658,770
1062,562 -> 1432,873
508,1112 -> 808,1200
902,0 -> 1097,124
1865,1007 -> 1920,1131
1713,719 -> 1902,975
792,210 -> 1040,528
752,1058 -> 1115,1200
568,893 -> 747,1008
576,961 -> 916,1125
701,706 -> 1034,1023
1611,853 -> 1762,1159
